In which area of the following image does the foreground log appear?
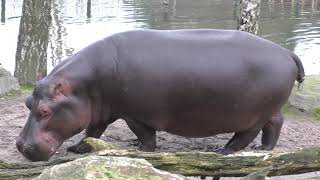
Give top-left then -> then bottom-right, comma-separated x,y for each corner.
1,138 -> 320,179
0,154 -> 86,179
86,138 -> 320,177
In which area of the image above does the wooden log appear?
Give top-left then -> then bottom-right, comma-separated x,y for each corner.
86,138 -> 320,177
1,138 -> 320,179
0,154 -> 86,179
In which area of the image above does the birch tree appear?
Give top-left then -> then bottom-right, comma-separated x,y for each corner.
238,0 -> 261,34
14,0 -> 52,85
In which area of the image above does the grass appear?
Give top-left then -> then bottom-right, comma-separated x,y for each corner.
285,75 -> 320,121
0,84 -> 34,99
312,108 -> 320,121
20,84 -> 34,95
282,103 -> 320,122
282,104 -> 305,118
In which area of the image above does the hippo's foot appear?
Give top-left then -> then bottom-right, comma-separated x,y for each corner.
251,144 -> 273,150
215,147 -> 235,155
67,141 -> 92,154
217,129 -> 261,155
201,176 -> 220,180
129,139 -> 155,151
139,143 -> 156,152
126,119 -> 157,152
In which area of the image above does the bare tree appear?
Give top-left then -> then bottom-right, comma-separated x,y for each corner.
87,0 -> 92,18
14,0 -> 52,85
1,0 -> 5,23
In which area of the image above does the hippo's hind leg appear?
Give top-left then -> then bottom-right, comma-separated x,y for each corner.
219,129 -> 261,155
68,117 -> 116,153
126,119 -> 156,152
253,111 -> 284,150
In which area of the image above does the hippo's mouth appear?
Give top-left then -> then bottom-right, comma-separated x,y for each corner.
17,132 -> 63,161
39,137 -> 63,161
21,144 -> 60,161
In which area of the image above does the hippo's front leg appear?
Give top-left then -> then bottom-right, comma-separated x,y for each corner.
67,118 -> 116,153
126,119 -> 156,152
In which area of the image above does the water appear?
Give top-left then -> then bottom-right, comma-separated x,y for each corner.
0,0 -> 320,75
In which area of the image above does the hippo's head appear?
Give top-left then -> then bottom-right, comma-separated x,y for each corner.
16,79 -> 91,161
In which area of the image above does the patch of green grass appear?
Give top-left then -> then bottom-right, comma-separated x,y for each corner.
20,84 -> 34,95
312,108 -> 320,121
0,89 -> 21,98
104,170 -> 115,180
282,104 -> 319,121
0,85 -> 34,99
282,104 -> 304,117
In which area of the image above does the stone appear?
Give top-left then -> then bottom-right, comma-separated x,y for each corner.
35,155 -> 194,180
0,66 -> 19,95
240,167 -> 271,180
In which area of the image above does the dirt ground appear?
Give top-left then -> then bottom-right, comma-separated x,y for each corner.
1,94 -> 320,179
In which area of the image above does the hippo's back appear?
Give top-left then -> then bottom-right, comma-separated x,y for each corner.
109,29 -> 298,137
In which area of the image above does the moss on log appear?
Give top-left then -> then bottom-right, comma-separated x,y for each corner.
1,138 -> 320,179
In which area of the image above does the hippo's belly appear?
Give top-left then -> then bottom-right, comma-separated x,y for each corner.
115,72 -> 287,137
157,110 -> 261,138
112,29 -> 296,137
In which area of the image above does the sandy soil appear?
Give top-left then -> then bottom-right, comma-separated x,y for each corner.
1,94 -> 320,179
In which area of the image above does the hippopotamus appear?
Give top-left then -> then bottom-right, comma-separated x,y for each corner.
16,29 -> 305,161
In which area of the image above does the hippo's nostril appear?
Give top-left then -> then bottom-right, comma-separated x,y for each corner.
22,144 -> 37,156
17,143 -> 35,159
18,143 -> 49,161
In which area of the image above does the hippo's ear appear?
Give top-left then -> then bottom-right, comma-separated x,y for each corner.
53,79 -> 72,97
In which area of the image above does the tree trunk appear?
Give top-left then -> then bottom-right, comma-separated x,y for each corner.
2,138 -> 320,179
14,0 -> 52,85
238,0 -> 261,34
87,0 -> 92,18
1,0 -> 5,23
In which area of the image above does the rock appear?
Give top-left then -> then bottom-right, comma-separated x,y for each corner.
0,66 -> 19,95
35,155 -> 194,180
240,167 -> 271,180
287,75 -> 320,119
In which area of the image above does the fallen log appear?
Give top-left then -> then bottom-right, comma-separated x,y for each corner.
1,138 -> 320,179
86,138 -> 320,177
0,154 -> 87,179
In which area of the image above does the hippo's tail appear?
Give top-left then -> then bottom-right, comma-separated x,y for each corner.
290,52 -> 305,84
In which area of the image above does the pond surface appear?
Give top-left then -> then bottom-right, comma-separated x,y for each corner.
0,0 -> 320,75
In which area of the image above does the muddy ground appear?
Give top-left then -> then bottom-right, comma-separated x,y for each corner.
1,94 -> 320,179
